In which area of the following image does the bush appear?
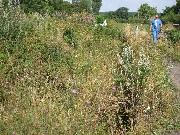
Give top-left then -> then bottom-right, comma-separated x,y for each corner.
165,29 -> 180,44
96,15 -> 105,24
94,26 -> 126,42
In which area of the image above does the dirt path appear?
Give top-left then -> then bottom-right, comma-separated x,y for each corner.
168,61 -> 180,90
167,61 -> 180,135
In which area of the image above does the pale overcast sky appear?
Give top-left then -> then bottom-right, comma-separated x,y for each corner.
65,0 -> 176,13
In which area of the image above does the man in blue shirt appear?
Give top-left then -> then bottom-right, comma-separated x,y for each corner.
150,15 -> 162,44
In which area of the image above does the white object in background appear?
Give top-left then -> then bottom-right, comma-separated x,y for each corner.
135,25 -> 139,36
100,19 -> 107,27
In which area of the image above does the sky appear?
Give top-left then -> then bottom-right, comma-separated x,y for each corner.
65,0 -> 176,13
100,0 -> 176,13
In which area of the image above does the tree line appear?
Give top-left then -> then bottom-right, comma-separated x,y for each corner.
1,0 -> 102,14
1,0 -> 179,24
162,0 -> 180,24
101,0 -> 179,24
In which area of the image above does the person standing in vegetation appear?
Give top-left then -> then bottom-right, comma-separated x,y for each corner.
150,15 -> 163,44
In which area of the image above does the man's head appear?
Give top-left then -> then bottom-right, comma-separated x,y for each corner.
155,15 -> 159,19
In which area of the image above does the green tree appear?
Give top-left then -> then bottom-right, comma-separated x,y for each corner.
79,0 -> 92,12
138,3 -> 157,20
162,0 -> 180,23
107,11 -> 116,19
62,1 -> 74,13
176,0 -> 180,11
92,0 -> 102,14
20,0 -> 52,14
72,0 -> 92,12
115,7 -> 129,20
49,0 -> 64,11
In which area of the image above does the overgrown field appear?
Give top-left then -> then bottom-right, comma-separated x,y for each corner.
0,9 -> 179,135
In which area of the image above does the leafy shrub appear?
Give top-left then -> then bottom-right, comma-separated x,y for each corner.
96,15 -> 105,24
165,29 -> 180,44
162,11 -> 180,24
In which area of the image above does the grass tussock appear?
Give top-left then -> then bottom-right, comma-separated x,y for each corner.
0,9 -> 179,135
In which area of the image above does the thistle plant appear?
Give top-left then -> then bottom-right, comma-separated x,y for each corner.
113,45 -> 150,131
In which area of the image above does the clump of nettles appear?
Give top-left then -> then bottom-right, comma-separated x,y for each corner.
102,45 -> 150,133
